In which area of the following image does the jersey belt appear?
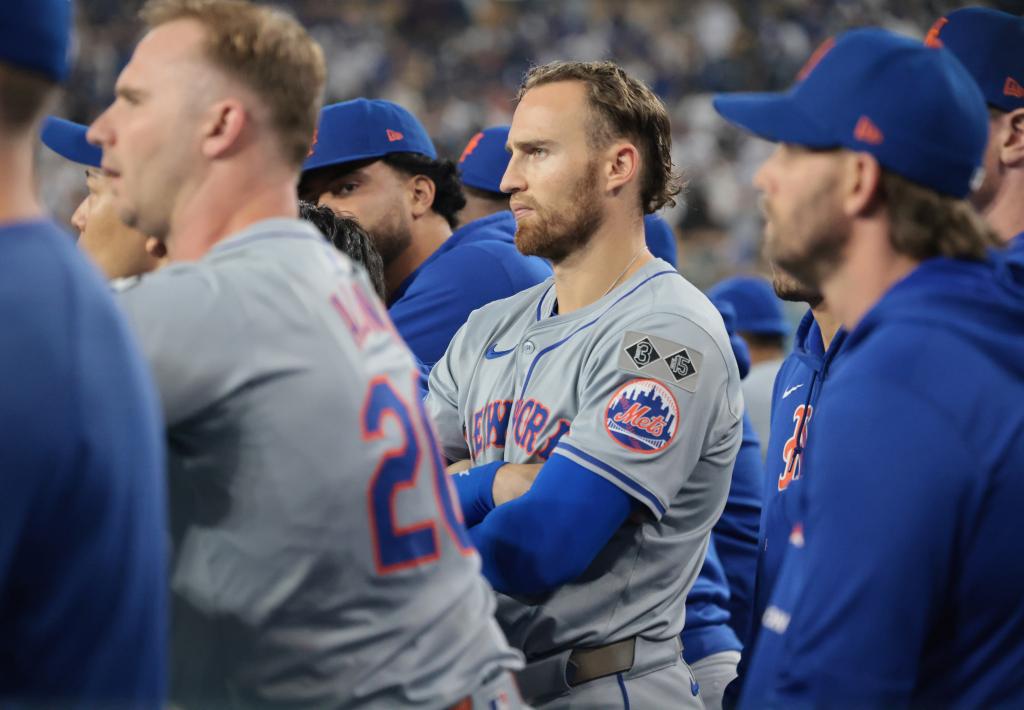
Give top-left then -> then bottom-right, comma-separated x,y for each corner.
515,636 -> 682,703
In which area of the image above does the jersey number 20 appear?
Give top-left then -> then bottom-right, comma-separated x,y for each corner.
363,375 -> 473,574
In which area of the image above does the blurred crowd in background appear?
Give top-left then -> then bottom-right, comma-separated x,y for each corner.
41,0 -> 1020,294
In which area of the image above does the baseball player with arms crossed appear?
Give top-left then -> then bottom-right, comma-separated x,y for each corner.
427,60 -> 744,708
86,1 -> 522,706
926,7 -> 1024,259
0,1 -> 168,703
715,28 -> 1024,706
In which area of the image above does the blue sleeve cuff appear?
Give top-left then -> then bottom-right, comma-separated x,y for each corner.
452,461 -> 501,527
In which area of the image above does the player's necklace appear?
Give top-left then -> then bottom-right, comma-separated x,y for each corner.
602,245 -> 648,298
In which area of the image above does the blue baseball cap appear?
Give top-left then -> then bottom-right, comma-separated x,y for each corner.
0,0 -> 72,82
925,8 -> 1024,113
712,300 -> 752,380
303,98 -> 437,173
458,125 -> 511,194
713,28 -> 989,199
707,275 -> 789,338
40,116 -> 101,168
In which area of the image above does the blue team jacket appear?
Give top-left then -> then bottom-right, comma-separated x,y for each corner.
0,221 -> 168,703
743,256 -> 1024,708
388,211 -> 551,370
733,309 -> 846,701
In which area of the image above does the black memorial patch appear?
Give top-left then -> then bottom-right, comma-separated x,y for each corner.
664,349 -> 698,381
625,337 -> 662,369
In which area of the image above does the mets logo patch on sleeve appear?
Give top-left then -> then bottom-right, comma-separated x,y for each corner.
604,379 -> 680,454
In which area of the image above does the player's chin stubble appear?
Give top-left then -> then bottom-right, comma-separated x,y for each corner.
764,187 -> 847,298
514,166 -> 603,264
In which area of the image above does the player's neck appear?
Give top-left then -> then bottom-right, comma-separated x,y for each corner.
820,223 -> 917,332
809,304 -> 840,351
0,140 -> 45,225
384,214 -> 451,298
165,174 -> 300,262
983,175 -> 1024,244
551,213 -> 651,315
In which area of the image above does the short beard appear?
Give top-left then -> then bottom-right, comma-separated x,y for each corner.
764,178 -> 847,300
515,162 -> 603,264
366,211 -> 412,268
770,265 -> 823,308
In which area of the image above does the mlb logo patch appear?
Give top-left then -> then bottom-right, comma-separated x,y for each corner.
604,379 -> 679,454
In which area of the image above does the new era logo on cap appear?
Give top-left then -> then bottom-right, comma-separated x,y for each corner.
386,129 -> 404,142
928,8 -> 1024,113
853,116 -> 884,145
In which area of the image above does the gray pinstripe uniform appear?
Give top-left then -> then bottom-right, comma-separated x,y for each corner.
427,258 -> 743,708
116,219 -> 523,709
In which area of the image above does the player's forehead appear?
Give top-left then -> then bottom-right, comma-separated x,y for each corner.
508,81 -> 591,148
117,19 -> 208,91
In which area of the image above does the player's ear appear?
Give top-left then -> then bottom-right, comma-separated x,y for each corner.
842,151 -> 882,218
408,174 -> 436,219
604,142 -> 640,195
998,108 -> 1024,168
199,99 -> 247,160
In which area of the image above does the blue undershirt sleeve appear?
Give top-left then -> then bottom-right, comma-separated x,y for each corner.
451,461 -> 501,527
469,453 -> 633,597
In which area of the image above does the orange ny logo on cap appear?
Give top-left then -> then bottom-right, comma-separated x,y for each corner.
924,17 -> 948,48
386,128 -> 404,142
459,131 -> 484,164
797,37 -> 836,81
854,115 -> 884,145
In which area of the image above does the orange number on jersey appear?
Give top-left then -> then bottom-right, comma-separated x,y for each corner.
778,404 -> 812,491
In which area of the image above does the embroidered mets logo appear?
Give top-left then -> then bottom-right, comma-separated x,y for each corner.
604,379 -> 679,454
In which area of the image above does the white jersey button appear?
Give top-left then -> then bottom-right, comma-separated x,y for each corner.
522,341 -> 536,354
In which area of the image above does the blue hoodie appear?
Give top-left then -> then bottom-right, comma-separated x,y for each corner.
745,256 -> 1024,708
1010,231 -> 1024,258
388,210 -> 551,370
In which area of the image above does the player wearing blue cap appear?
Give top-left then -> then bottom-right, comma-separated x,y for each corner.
0,1 -> 168,703
41,116 -> 167,280
87,1 -> 523,706
707,275 -> 789,455
715,27 -> 1024,706
300,101 -> 551,373
457,124 -> 517,229
926,7 -> 1024,257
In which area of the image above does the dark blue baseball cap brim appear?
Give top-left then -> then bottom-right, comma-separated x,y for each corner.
713,92 -> 838,148
40,116 -> 101,168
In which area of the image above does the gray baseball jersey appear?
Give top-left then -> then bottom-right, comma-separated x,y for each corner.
426,257 -> 743,661
115,218 -> 522,708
